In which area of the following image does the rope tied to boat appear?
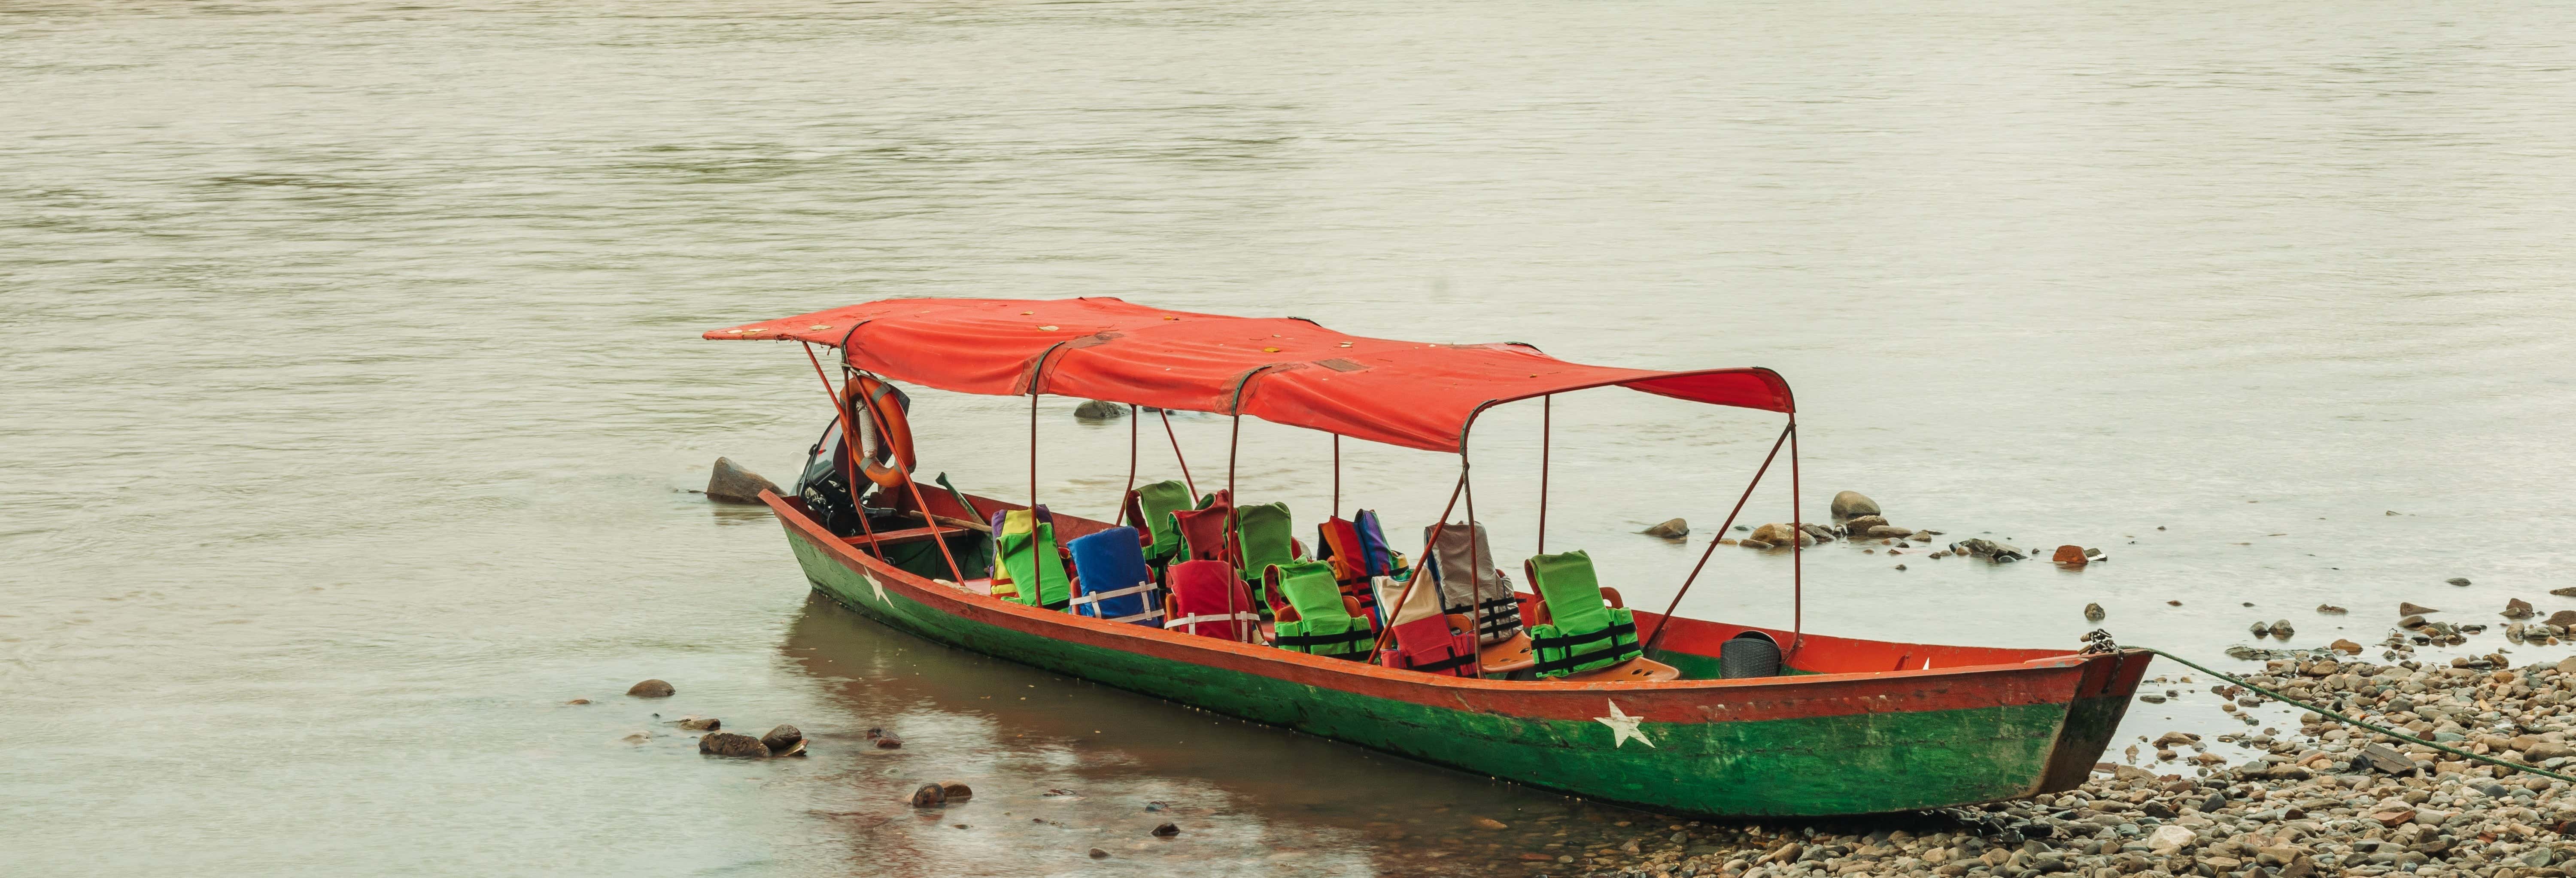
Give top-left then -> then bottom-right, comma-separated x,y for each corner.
2080,629 -> 2576,785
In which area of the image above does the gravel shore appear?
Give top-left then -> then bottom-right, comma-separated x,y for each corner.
1563,651 -> 2576,878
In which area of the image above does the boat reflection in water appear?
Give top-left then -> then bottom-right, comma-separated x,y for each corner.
780,592 -> 1661,876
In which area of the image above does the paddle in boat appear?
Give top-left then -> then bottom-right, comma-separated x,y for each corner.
705,297 -> 2150,818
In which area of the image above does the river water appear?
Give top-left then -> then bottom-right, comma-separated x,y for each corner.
7,1 -> 2576,875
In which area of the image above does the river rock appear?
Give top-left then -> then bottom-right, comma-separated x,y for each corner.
2329,638 -> 2363,653
626,679 -> 675,698
1830,491 -> 1880,521
1089,848 -> 1109,859
1072,399 -> 1125,420
2503,598 -> 2535,619
2399,602 -> 2438,616
910,783 -> 947,808
2147,824 -> 2194,852
705,457 -> 783,504
2084,603 -> 2105,622
1951,538 -> 2024,562
939,781 -> 972,801
2316,604 -> 2347,614
2269,619 -> 2294,637
1151,822 -> 1180,837
674,715 -> 720,731
2554,587 -> 2576,598
2449,577 -> 2473,586
2551,611 -> 2576,627
1747,523 -> 1807,547
1799,523 -> 1837,542
1862,525 -> 1912,539
1640,518 -> 1688,539
2052,545 -> 2087,565
2399,614 -> 2426,628
1738,539 -> 1773,550
875,737 -> 902,749
699,732 -> 769,758
761,724 -> 803,753
1841,514 -> 1889,535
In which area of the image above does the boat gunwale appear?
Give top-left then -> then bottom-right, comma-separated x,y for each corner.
765,490 -> 2132,711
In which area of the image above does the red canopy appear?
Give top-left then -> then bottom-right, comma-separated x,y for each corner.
706,297 -> 1791,453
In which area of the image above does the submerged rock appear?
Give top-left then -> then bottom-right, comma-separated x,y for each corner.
1151,823 -> 1180,837
2504,598 -> 2536,619
2052,545 -> 2088,565
910,783 -> 947,808
1830,491 -> 1880,521
1640,518 -> 1688,539
939,781 -> 972,801
627,679 -> 675,698
761,724 -> 803,753
2317,604 -> 2347,614
2269,619 -> 2294,637
1073,400 -> 1125,420
705,457 -> 783,504
1747,523 -> 1807,547
1841,514 -> 1889,535
673,715 -> 720,731
1950,538 -> 2024,562
2449,577 -> 2473,586
699,732 -> 769,758
2399,602 -> 2439,616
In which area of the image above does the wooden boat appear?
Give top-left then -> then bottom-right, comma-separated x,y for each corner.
708,297 -> 2150,818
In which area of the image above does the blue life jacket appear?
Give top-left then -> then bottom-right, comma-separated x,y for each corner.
1067,526 -> 1163,626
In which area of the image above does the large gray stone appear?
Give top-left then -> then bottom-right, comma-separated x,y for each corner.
626,679 -> 675,698
706,457 -> 782,504
1829,491 -> 1880,521
1073,400 -> 1126,420
699,732 -> 770,758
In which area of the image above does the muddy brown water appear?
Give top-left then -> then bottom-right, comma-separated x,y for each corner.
6,0 -> 2576,874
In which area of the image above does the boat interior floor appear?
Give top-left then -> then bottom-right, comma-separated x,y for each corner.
1560,656 -> 1684,683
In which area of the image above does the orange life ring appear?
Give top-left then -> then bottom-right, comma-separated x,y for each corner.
841,375 -> 916,488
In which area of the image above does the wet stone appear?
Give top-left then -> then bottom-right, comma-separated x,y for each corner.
626,679 -> 674,698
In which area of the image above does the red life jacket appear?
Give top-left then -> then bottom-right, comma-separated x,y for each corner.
1375,575 -> 1479,677
1164,559 -> 1259,642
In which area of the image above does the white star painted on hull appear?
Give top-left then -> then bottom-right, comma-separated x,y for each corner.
1595,699 -> 1654,749
863,572 -> 888,604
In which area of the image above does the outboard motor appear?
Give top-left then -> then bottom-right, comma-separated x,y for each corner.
795,422 -> 865,537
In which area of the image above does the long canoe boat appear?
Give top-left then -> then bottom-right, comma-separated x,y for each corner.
708,297 -> 2149,817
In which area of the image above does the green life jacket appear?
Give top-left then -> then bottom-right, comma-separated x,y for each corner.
994,508 -> 1072,611
1234,502 -> 1298,607
1130,480 -> 1194,562
1267,559 -> 1373,659
1524,550 -> 1641,677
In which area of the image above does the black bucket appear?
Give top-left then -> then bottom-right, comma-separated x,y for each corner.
1720,631 -> 1782,679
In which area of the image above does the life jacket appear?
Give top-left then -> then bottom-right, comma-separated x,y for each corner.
1425,522 -> 1524,645
1164,559 -> 1260,641
1352,510 -> 1399,577
1123,480 -> 1195,564
1266,559 -> 1374,659
1315,517 -> 1383,627
1523,550 -> 1643,678
1169,489 -> 1235,563
1066,526 -> 1163,626
1234,502 -> 1299,601
990,507 -> 1072,611
1374,573 -> 1478,677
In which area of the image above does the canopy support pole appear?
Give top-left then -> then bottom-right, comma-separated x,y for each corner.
1160,409 -> 1197,499
1640,421 -> 1792,656
1115,404 -> 1138,526
1331,434 -> 1340,517
1372,466 -> 1470,656
1224,413 -> 1244,576
1028,393 -> 1039,508
800,343 -> 884,559
1537,395 -> 1551,553
1789,417 -> 1804,657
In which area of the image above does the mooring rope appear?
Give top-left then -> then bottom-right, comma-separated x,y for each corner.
2084,632 -> 2576,784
